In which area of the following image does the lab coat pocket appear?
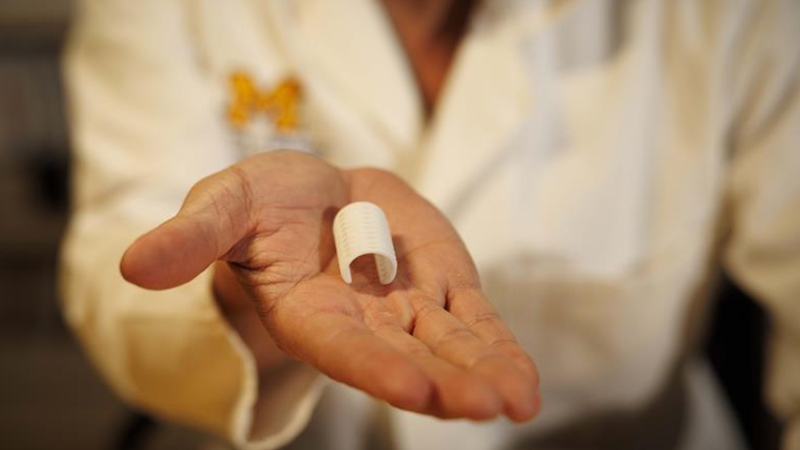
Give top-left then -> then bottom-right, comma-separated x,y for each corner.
481,255 -> 689,415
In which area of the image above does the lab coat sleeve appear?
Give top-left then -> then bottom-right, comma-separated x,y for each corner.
60,0 -> 324,448
723,1 -> 800,448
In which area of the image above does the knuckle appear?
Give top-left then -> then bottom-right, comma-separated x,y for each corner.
464,311 -> 502,329
467,352 -> 506,370
436,326 -> 473,347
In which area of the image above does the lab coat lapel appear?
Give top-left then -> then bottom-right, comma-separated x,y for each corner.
291,0 -> 423,154
413,13 -> 534,212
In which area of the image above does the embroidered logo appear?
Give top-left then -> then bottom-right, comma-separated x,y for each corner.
226,71 -> 313,154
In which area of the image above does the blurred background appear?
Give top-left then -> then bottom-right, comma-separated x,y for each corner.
0,1 -> 782,449
0,1 -> 211,448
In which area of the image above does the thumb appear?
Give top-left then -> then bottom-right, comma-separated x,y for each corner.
120,170 -> 253,290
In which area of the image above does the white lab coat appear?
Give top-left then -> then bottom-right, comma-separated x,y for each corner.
60,0 -> 800,449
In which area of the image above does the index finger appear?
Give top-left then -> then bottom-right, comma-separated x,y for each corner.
268,307 -> 436,413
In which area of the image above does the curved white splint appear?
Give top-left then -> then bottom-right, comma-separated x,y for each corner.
332,202 -> 397,285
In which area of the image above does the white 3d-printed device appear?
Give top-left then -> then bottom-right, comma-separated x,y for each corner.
332,202 -> 397,285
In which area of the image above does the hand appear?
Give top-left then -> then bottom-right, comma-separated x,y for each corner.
212,261 -> 288,373
121,151 -> 540,421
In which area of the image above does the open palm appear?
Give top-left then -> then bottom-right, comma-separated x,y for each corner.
121,151 -> 539,421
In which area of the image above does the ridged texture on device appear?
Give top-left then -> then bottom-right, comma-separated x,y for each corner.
332,202 -> 397,285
